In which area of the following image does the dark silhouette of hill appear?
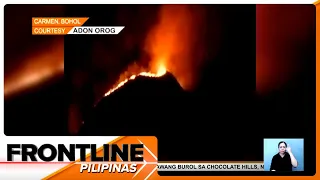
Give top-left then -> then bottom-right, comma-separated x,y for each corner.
80,72 -> 187,135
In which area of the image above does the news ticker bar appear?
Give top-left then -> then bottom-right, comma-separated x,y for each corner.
32,17 -> 125,35
75,162 -> 265,172
157,162 -> 264,171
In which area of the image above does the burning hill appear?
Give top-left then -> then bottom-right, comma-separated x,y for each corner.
80,71 -> 186,135
78,5 -> 209,135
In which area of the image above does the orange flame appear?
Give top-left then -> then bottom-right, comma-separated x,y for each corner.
104,64 -> 166,97
103,5 -> 206,98
144,5 -> 207,91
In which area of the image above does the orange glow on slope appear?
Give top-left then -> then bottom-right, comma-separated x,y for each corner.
104,64 -> 166,97
144,5 -> 207,91
103,5 -> 206,98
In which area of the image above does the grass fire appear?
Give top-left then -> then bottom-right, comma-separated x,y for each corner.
104,64 -> 166,97
101,5 -> 207,100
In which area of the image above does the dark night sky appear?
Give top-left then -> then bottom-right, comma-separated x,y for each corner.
3,5 -> 315,171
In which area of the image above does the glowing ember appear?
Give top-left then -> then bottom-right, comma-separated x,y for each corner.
104,65 -> 166,97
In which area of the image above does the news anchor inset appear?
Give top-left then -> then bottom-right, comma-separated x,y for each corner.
269,141 -> 298,171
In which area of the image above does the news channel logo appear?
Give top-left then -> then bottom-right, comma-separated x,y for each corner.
263,138 -> 304,171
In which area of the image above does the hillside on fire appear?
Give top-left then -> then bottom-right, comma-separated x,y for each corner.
80,72 -> 188,135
